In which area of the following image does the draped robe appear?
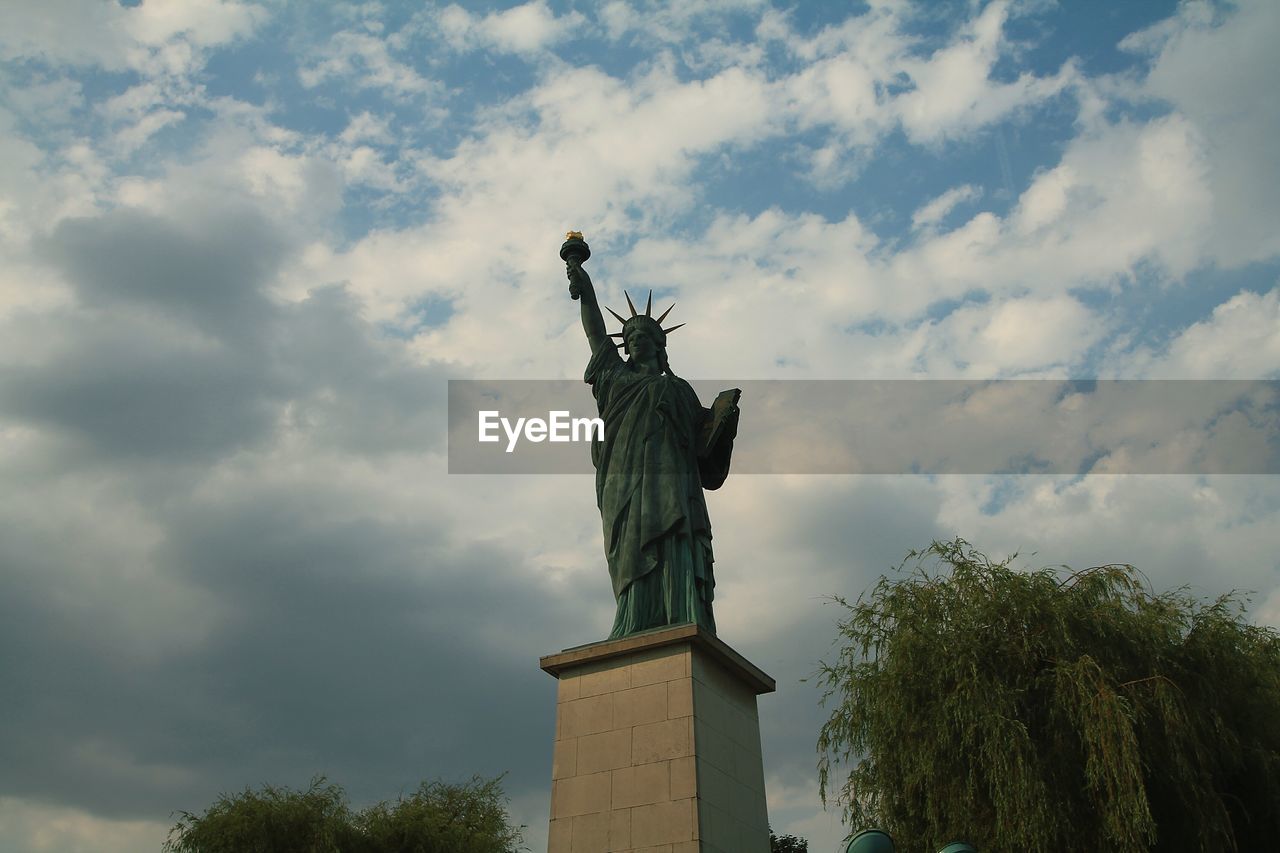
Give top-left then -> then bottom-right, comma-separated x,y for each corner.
585,344 -> 735,638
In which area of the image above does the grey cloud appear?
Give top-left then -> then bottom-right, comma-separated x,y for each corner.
273,285 -> 452,455
0,477 -> 582,821
156,493 -> 567,800
0,315 -> 282,460
41,207 -> 285,342
0,203 -> 496,824
5,207 -> 288,461
773,478 -> 949,575
4,208 -> 450,465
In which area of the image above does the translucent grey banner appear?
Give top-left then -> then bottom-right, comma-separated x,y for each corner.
447,380 -> 1280,475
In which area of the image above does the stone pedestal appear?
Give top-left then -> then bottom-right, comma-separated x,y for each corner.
541,624 -> 775,853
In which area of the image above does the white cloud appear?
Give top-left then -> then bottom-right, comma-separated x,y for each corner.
0,0 -> 266,73
295,1 -> 1101,375
773,0 -> 1075,163
127,0 -> 266,49
299,30 -> 440,99
782,54 -> 889,150
1149,287 -> 1280,379
894,1 -> 1074,144
923,294 -> 1104,376
319,22 -> 1240,384
334,54 -> 1229,381
434,1 -> 583,55
339,111 -> 393,146
479,1 -> 579,54
1125,0 -> 1280,267
1011,163 -> 1073,235
598,0 -> 768,46
0,0 -> 135,69
112,108 -> 186,155
912,184 -> 982,230
0,798 -> 168,853
279,0 -> 1235,385
1258,586 -> 1280,630
936,475 -> 1280,599
295,61 -> 781,358
0,109 -> 48,246
881,111 -> 1213,321
0,103 -> 115,251
0,74 -> 84,128
592,0 -> 1074,163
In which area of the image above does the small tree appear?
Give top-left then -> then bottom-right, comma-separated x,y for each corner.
359,776 -> 523,853
164,777 -> 360,853
817,539 -> 1280,852
770,826 -> 809,852
165,775 -> 523,853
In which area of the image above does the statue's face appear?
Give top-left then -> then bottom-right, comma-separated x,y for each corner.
625,324 -> 660,360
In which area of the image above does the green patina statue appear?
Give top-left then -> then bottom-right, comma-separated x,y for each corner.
562,233 -> 740,639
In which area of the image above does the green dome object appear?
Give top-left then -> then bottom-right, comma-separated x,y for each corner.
846,828 -> 896,853
937,844 -> 977,853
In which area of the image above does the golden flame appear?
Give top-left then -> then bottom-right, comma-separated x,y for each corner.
565,231 -> 584,240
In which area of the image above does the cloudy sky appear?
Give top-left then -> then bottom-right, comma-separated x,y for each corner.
1,0 -> 1278,850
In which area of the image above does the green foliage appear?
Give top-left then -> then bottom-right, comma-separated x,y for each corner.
817,539 -> 1280,852
163,777 -> 360,853
360,777 -> 523,853
165,775 -> 523,853
770,826 -> 809,852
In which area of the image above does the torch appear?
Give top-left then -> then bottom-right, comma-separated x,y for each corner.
560,231 -> 591,300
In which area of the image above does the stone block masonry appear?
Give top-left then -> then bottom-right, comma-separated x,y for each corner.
541,624 -> 775,853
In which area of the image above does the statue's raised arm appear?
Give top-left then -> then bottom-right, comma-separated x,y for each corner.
562,233 -> 608,357
566,261 -> 609,356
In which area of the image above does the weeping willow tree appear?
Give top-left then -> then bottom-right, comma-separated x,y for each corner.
817,539 -> 1280,852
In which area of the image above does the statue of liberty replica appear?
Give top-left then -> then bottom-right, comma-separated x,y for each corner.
545,234 -> 770,852
561,233 -> 740,639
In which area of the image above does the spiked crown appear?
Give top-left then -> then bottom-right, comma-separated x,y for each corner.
607,289 -> 684,353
